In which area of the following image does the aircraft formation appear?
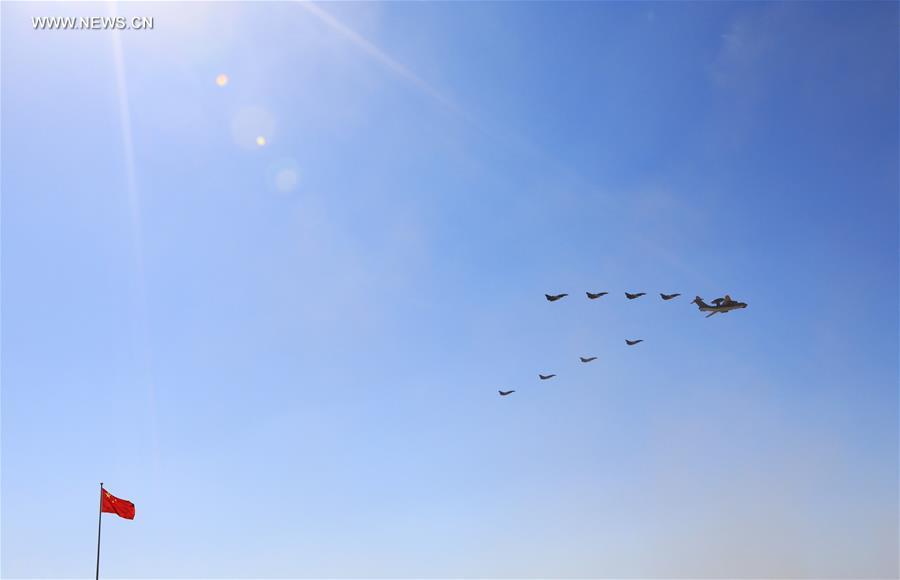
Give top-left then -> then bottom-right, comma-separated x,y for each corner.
498,291 -> 748,396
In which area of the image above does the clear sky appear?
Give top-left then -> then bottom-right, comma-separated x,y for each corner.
2,1 -> 898,578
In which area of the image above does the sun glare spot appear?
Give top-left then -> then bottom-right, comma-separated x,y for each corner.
231,106 -> 275,150
215,73 -> 229,87
266,158 -> 301,194
275,168 -> 298,192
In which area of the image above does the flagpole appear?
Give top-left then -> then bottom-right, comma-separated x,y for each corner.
96,482 -> 103,580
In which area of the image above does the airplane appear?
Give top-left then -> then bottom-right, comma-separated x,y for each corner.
691,295 -> 748,318
499,390 -> 515,396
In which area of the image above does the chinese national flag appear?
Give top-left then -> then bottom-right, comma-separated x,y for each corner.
101,488 -> 135,520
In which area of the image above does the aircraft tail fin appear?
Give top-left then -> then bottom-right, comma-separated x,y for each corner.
692,296 -> 710,309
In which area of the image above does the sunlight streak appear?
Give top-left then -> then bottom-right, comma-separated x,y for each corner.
295,1 -> 604,210
298,1 -> 463,115
109,2 -> 161,479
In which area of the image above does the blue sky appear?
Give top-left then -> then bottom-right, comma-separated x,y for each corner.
2,1 -> 897,577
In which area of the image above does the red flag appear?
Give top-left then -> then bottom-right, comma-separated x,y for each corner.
101,488 -> 135,520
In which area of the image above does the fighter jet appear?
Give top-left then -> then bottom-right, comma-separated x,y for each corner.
586,291 -> 608,299
625,292 -> 646,300
498,390 -> 515,396
625,339 -> 643,346
545,293 -> 568,302
538,374 -> 556,380
660,293 -> 681,300
691,295 -> 748,318
580,356 -> 597,363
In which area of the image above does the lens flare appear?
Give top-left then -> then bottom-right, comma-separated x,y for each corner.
215,73 -> 229,87
266,158 -> 301,194
231,106 -> 275,150
275,168 -> 298,192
